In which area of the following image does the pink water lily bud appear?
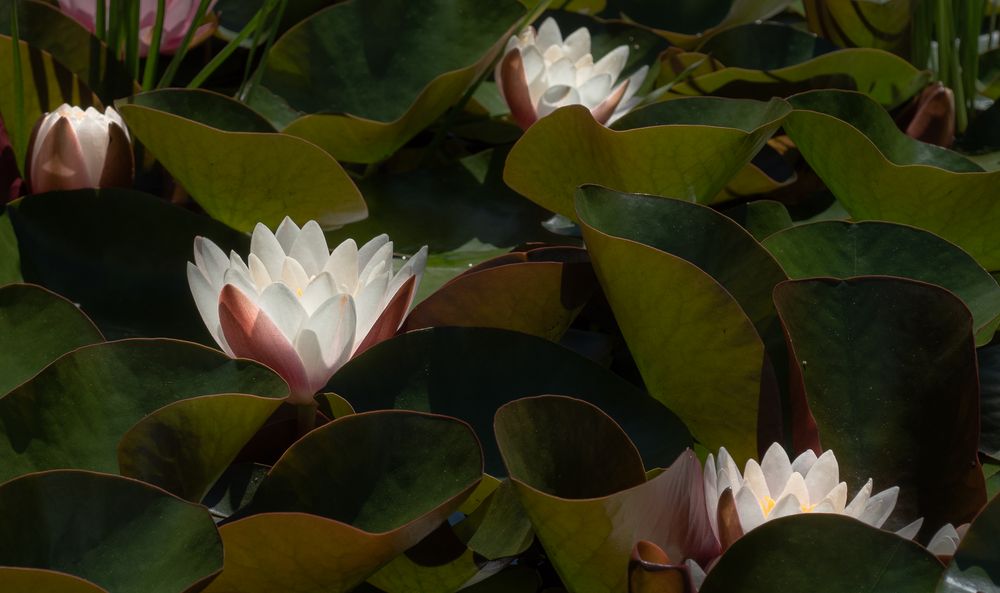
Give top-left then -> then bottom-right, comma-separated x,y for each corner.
58,0 -> 218,56
26,104 -> 134,195
188,218 -> 428,404
494,17 -> 649,129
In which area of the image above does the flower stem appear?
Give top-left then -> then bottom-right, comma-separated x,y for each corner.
296,401 -> 317,438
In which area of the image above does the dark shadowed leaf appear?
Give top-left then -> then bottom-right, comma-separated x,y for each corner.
937,494 -> 1000,593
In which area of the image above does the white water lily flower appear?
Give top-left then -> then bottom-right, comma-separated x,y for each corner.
495,17 -> 648,129
188,217 -> 427,404
704,443 -> 907,537
926,522 -> 968,557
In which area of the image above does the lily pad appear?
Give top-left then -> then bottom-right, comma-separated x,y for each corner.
722,200 -> 793,241
783,90 -> 1000,270
204,411 -> 483,593
979,342 -> 1000,460
0,339 -> 287,483
937,494 -> 1000,593
326,326 -> 692,476
700,514 -> 942,593
576,188 -> 769,462
0,568 -> 109,593
773,277 -> 986,533
0,470 -> 223,593
118,394 -> 286,502
603,0 -> 792,48
259,0 -> 524,162
763,221 -> 1000,346
495,396 -> 719,593
803,0 -> 913,55
0,283 -> 103,396
8,189 -> 249,342
122,89 -> 276,133
503,98 -> 790,220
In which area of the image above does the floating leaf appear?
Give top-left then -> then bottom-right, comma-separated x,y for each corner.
784,90 -> 1000,270
603,0 -> 792,48
261,0 -> 524,162
0,470 -> 222,593
700,514 -> 942,593
495,396 -> 718,593
803,0 -> 913,55
0,339 -> 287,483
503,98 -> 790,220
764,221 -> 1000,346
937,494 -> 1000,593
123,89 -> 275,132
0,568 -> 109,593
722,200 -> 793,241
980,342 -> 1000,460
327,326 -> 692,475
0,283 -> 103,396
773,277 -> 986,533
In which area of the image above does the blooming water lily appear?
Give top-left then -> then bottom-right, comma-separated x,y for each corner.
58,0 -> 218,55
495,17 -> 648,129
188,218 -> 427,404
26,104 -> 133,194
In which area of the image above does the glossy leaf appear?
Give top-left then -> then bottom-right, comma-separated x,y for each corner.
205,411 -> 483,593
0,470 -> 223,593
722,200 -> 793,241
937,494 -> 1000,593
495,396 -> 719,593
118,394 -> 285,502
980,342 -> 1000,460
0,339 -> 288,483
8,189 -> 250,341
604,0 -> 792,47
403,247 -> 595,341
700,514 -> 942,593
122,89 -> 275,132
773,277 -> 986,533
0,283 -> 103,396
0,568 -> 109,593
576,189 -> 766,462
503,98 -> 790,220
326,326 -> 692,475
784,90 -> 1000,270
261,0 -> 524,162
117,103 -> 366,232
764,221 -> 1000,346
804,0 -> 913,55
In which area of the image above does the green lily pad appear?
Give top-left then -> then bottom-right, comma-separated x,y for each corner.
403,247 -> 595,341
495,396 -> 719,593
503,97 -> 790,220
773,277 -> 986,533
700,514 -> 942,593
0,210 -> 20,283
803,0 -> 913,55
576,188 -> 769,462
722,200 -> 793,240
8,189 -> 249,342
0,470 -> 223,593
783,90 -> 1000,270
697,22 -> 836,69
122,89 -> 276,133
326,326 -> 692,476
118,394 -> 286,502
938,494 -> 1000,592
205,411 -> 483,593
0,568 -> 109,593
763,221 -> 1000,346
0,283 -> 103,396
117,103 -> 365,232
0,339 -> 287,483
603,0 -> 792,47
978,342 -> 1000,460
259,0 -> 524,162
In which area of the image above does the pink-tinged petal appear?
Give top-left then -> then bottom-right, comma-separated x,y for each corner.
651,450 -> 722,565
354,275 -> 417,357
498,49 -> 538,130
97,121 -> 134,189
627,540 -> 691,593
28,117 -> 93,193
589,80 -> 628,126
704,453 -> 719,539
388,245 -> 427,301
716,487 -> 744,551
219,284 -> 313,403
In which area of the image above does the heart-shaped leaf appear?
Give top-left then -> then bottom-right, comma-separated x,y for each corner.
0,339 -> 287,483
325,326 -> 692,476
260,0 -> 525,162
495,396 -> 719,593
0,470 -> 223,593
0,283 -> 103,396
937,494 -> 1000,593
503,98 -> 790,220
763,221 -> 1000,346
700,514 -> 942,593
783,90 -> 1000,270
773,277 -> 986,533
204,410 -> 483,593
0,568 -> 109,593
124,89 -> 276,132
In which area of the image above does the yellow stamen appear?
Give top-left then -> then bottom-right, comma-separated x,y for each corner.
801,502 -> 817,513
760,496 -> 776,517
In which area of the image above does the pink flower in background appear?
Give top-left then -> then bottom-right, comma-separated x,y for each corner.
58,0 -> 218,56
26,104 -> 133,194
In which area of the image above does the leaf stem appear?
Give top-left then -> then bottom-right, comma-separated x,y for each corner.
158,0 -> 213,88
141,0 -> 167,90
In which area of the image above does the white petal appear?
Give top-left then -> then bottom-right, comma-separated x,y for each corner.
845,479 -> 873,518
358,234 -> 391,270
275,216 -> 300,253
537,85 -> 580,118
301,272 -> 337,315
387,245 -> 427,301
354,266 -> 391,344
193,236 -> 228,289
250,223 -> 285,280
593,45 -> 628,81
359,241 -> 393,286
563,27 -> 590,62
535,17 -> 562,52
187,262 -> 226,351
281,257 -> 311,296
718,447 -> 742,485
742,459 -> 771,501
257,283 -> 307,342
248,253 -> 272,289
289,220 -> 330,277
546,58 -> 576,88
760,443 -> 793,500
858,486 -> 899,528
325,238 -> 359,293
775,472 -> 810,507
295,294 -> 357,391
791,449 -> 818,476
223,267 -> 259,300
577,73 -> 614,109
229,251 -> 250,277
926,523 -> 961,555
72,113 -> 110,184
804,450 -> 840,502
704,453 -> 719,538
896,518 -> 923,540
819,482 -> 848,513
620,64 -> 649,105
770,493 -> 803,519
734,485 -> 765,533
